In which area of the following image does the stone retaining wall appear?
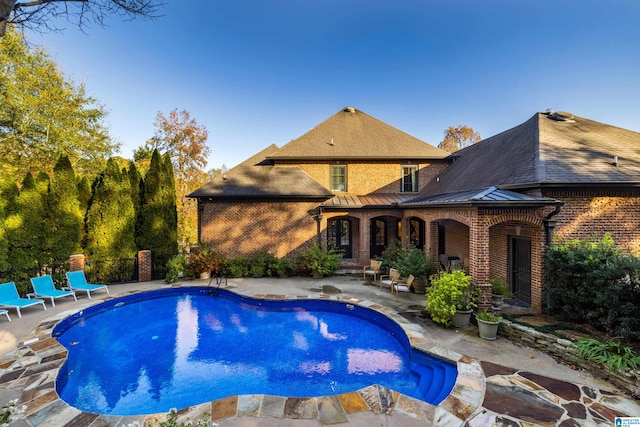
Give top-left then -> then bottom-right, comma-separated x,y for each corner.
498,319 -> 640,399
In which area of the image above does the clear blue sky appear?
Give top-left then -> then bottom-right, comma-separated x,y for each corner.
27,0 -> 640,170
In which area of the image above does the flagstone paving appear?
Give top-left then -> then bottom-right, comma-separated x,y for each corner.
0,280 -> 639,426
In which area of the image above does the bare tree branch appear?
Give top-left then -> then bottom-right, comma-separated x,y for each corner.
0,0 -> 165,36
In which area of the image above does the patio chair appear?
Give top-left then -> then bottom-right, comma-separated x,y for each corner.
30,275 -> 77,307
379,268 -> 401,290
65,271 -> 109,299
0,282 -> 46,318
0,309 -> 10,322
363,260 -> 383,283
392,274 -> 415,299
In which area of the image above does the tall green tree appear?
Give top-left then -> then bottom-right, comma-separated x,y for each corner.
147,109 -> 209,247
0,25 -> 117,180
84,158 -> 137,260
137,149 -> 178,254
44,156 -> 83,263
5,172 -> 46,268
0,176 -> 18,271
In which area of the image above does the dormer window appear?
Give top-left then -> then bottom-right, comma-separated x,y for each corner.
401,165 -> 418,192
330,165 -> 347,192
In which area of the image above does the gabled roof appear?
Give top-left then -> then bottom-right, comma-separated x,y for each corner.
422,111 -> 640,196
267,106 -> 449,161
188,145 -> 333,200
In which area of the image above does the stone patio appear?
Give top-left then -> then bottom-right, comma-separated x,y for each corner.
0,277 -> 639,426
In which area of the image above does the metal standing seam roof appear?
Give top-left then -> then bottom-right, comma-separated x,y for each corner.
403,186 -> 559,207
321,193 -> 415,208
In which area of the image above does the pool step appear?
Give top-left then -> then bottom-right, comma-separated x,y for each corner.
409,352 -> 457,405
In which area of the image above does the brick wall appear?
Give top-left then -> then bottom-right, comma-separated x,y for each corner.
200,200 -> 320,258
544,188 -> 640,254
297,161 -> 443,195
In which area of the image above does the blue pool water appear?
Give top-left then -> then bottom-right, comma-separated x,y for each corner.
53,287 -> 457,415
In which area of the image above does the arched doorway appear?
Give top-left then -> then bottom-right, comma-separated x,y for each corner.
327,218 -> 352,258
369,216 -> 401,259
408,217 -> 425,249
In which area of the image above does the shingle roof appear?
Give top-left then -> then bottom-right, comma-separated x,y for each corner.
188,145 -> 333,199
268,106 -> 449,160
422,112 -> 640,197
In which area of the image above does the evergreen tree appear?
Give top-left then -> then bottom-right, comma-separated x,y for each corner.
84,158 -> 137,259
45,156 -> 83,263
137,149 -> 178,255
0,176 -> 18,271
128,161 -> 143,242
77,176 -> 92,213
6,172 -> 46,268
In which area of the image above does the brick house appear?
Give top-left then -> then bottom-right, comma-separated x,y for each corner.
189,107 -> 640,312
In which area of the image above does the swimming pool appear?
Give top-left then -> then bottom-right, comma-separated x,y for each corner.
53,287 -> 457,416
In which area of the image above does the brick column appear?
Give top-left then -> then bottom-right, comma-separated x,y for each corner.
138,250 -> 152,282
69,254 -> 85,272
469,218 -> 492,312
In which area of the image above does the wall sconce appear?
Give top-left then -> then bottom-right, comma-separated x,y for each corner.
515,225 -> 521,236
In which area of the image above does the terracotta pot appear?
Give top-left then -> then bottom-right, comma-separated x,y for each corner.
199,271 -> 211,280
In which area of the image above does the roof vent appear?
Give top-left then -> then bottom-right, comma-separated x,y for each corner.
344,106 -> 356,114
548,111 -> 575,122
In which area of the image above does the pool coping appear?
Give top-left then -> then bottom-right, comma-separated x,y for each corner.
0,283 -> 484,426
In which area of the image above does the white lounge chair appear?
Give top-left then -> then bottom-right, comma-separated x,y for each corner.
0,309 -> 10,322
0,282 -> 46,318
30,275 -> 77,307
65,271 -> 109,299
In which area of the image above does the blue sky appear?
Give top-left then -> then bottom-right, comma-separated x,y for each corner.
27,0 -> 640,170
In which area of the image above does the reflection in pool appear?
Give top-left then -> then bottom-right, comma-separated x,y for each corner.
53,287 -> 456,415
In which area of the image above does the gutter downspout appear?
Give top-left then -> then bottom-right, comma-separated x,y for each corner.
543,202 -> 563,246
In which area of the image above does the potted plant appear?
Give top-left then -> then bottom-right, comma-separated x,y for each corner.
186,244 -> 227,279
489,278 -> 512,306
476,309 -> 502,340
426,270 -> 478,328
296,243 -> 342,278
393,244 -> 435,294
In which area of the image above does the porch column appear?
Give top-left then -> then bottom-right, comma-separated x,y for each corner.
359,216 -> 370,264
469,220 -> 492,311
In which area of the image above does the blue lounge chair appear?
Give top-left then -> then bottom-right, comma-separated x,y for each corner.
0,282 -> 46,318
30,275 -> 77,307
65,271 -> 109,299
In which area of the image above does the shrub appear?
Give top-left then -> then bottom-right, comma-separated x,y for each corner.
185,244 -> 227,277
393,244 -> 435,280
226,256 -> 249,278
545,233 -> 640,341
247,252 -> 278,277
165,254 -> 186,284
297,243 -> 342,277
575,338 -> 640,373
426,270 -> 478,326
476,309 -> 502,323
489,278 -> 512,297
